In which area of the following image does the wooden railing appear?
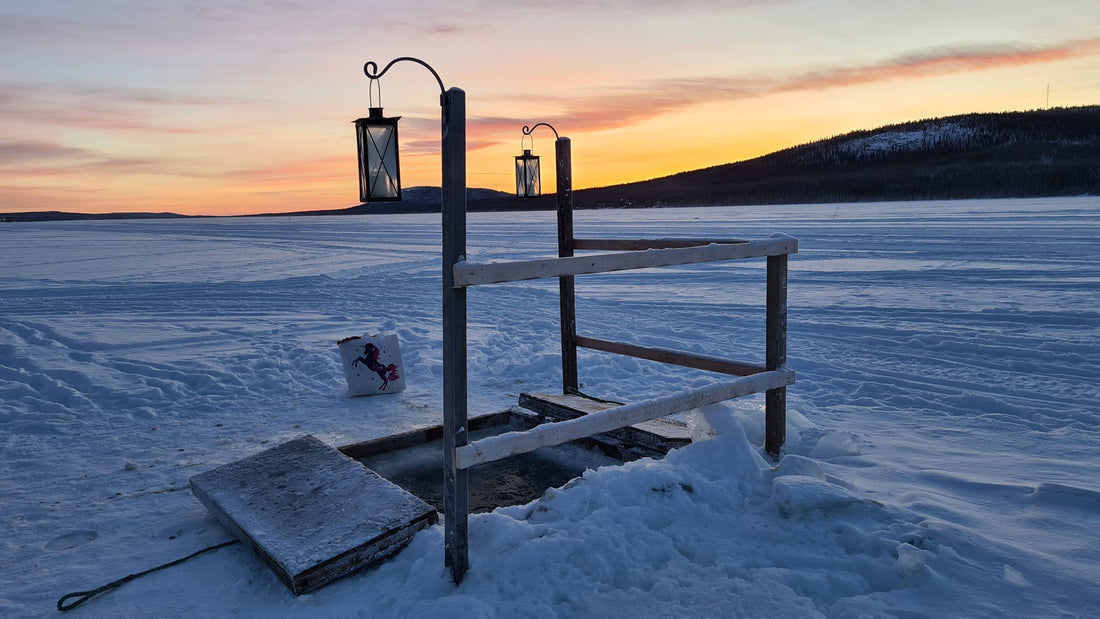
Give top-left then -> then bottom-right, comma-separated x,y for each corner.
452,234 -> 796,467
440,189 -> 796,580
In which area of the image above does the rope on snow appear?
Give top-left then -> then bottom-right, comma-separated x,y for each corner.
57,540 -> 239,612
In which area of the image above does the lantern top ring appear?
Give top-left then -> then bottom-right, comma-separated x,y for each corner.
522,122 -> 559,140
363,57 -> 446,95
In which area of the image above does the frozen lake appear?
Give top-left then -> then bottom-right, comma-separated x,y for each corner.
2,197 -> 1098,616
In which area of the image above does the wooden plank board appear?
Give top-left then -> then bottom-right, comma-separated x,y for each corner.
456,369 -> 795,469
518,392 -> 692,458
575,336 -> 765,377
453,235 -> 798,288
189,435 -> 437,595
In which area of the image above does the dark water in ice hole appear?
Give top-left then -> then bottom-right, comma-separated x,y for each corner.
357,425 -> 621,513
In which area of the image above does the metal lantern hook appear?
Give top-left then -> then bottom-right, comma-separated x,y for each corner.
363,57 -> 447,95
522,123 -> 560,140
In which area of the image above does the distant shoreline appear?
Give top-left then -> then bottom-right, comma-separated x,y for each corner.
4,194 -> 1097,224
6,106 -> 1097,223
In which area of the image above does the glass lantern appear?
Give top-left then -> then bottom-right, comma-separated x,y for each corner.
354,107 -> 402,202
515,149 -> 540,198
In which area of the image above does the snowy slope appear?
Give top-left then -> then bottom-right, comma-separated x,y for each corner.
835,122 -> 978,157
1,197 -> 1098,617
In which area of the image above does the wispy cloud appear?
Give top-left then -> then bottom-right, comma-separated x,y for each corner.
479,38 -> 1100,136
770,38 -> 1100,93
469,0 -> 771,12
0,81 -> 251,134
0,140 -> 94,166
0,139 -> 166,178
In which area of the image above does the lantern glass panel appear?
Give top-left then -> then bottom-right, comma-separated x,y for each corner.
355,109 -> 402,202
515,151 -> 540,198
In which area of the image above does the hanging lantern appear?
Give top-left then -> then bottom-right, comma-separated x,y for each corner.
515,148 -> 540,198
354,107 -> 402,202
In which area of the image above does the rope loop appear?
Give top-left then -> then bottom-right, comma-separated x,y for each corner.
368,77 -> 382,108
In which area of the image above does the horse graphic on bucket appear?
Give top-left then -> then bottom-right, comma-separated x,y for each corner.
352,342 -> 400,391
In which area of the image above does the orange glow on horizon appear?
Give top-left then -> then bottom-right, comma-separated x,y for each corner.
2,4 -> 1097,217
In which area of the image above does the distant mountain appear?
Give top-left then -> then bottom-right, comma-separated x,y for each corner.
0,211 -> 187,223
245,186 -> 517,217
562,105 -> 1100,208
314,186 -> 516,215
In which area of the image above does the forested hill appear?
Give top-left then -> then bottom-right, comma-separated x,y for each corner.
564,105 -> 1100,209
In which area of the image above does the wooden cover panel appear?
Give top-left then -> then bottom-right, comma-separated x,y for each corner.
190,435 -> 436,595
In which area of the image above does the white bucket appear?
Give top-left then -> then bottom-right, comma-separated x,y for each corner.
337,333 -> 406,396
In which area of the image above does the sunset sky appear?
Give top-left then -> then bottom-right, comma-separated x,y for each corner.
2,1 -> 1098,216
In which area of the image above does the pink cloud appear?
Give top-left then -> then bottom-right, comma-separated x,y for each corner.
0,81 -> 246,134
472,37 -> 1100,139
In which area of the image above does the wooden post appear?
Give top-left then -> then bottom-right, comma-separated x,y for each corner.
440,87 -> 469,583
556,137 -> 578,394
765,253 -> 788,459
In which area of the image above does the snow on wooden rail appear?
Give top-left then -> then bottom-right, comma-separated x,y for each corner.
453,235 -> 798,288
454,368 -> 795,470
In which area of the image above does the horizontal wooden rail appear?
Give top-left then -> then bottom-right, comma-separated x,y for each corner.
454,368 -> 795,469
576,335 -> 765,377
454,235 -> 797,288
573,238 -> 749,251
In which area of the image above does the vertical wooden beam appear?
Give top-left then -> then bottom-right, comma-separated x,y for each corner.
440,87 -> 469,583
556,137 -> 578,394
765,253 -> 788,459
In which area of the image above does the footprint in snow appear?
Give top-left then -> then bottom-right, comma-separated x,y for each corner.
45,530 -> 98,551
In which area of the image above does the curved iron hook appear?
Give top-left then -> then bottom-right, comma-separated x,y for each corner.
363,57 -> 447,95
522,122 -> 560,140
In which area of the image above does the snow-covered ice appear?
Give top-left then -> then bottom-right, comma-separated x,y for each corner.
1,197 -> 1098,616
